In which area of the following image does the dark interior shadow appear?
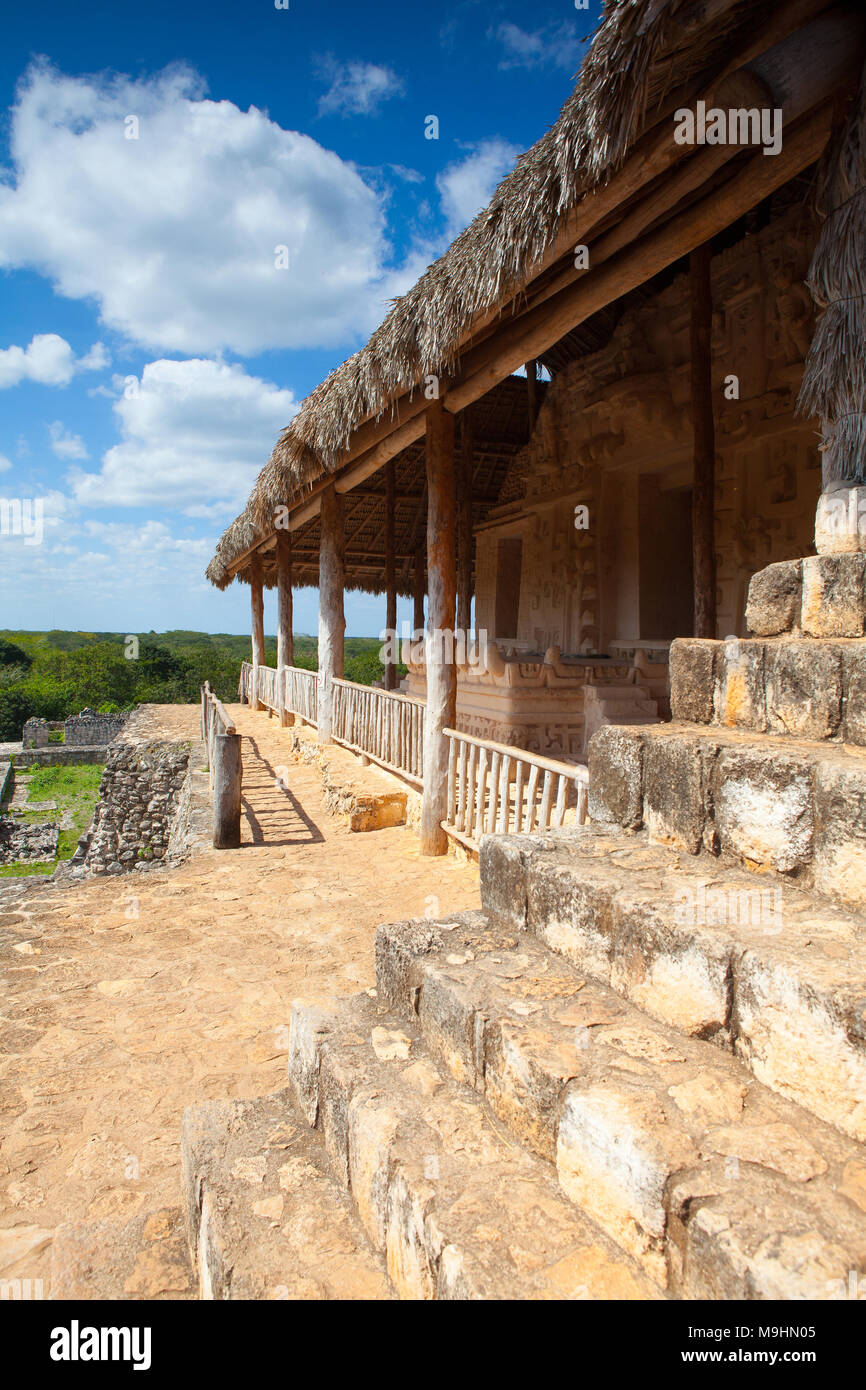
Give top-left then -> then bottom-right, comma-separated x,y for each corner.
240,736 -> 325,846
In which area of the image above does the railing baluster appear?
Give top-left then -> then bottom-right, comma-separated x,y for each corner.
513,760 -> 525,833
487,751 -> 500,835
524,765 -> 540,832
497,754 -> 511,833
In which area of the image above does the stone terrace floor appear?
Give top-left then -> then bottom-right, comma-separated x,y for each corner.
0,703 -> 480,1293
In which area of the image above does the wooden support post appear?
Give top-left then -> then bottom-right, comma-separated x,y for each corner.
690,242 -> 717,639
384,460 -> 397,691
212,731 -> 242,849
413,544 -> 425,636
420,398 -> 457,856
457,407 -> 474,636
317,483 -> 345,744
525,359 -> 539,430
276,528 -> 294,727
250,554 -> 266,710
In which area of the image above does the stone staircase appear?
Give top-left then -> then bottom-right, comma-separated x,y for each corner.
180,553 -> 866,1299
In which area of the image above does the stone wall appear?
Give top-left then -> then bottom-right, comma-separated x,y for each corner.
64,709 -> 128,747
83,739 -> 193,875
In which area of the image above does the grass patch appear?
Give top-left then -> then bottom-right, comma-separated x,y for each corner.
0,763 -> 103,878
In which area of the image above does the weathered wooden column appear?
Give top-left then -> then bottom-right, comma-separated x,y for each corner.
689,242 -> 717,638
250,553 -> 266,710
420,398 -> 457,856
457,407 -> 474,635
317,483 -> 345,744
276,527 -> 294,727
384,460 -> 397,691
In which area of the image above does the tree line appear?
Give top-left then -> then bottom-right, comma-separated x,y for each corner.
0,631 -> 397,742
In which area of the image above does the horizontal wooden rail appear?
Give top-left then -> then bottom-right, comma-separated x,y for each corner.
201,682 -> 242,849
442,726 -> 588,852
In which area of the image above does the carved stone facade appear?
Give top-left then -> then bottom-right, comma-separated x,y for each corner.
477,200 -> 821,656
456,201 -> 821,759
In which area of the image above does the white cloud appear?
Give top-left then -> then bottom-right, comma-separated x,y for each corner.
0,455 -> 11,473
0,61 -> 402,355
493,22 -> 584,72
316,58 -> 405,117
389,163 -> 424,185
68,357 -> 297,512
436,138 -> 521,240
49,421 -> 89,460
0,333 -> 108,389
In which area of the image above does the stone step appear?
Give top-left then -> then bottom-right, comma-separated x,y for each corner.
373,910 -> 866,1296
480,826 -> 866,1143
288,991 -> 658,1300
181,1090 -> 393,1300
49,1206 -> 196,1299
670,634 -> 866,746
588,720 -> 866,912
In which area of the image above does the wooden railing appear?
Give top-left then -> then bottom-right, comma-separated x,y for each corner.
285,665 -> 318,725
332,678 -> 424,786
254,663 -> 278,712
201,682 -> 242,848
239,660 -> 318,725
442,727 -> 588,852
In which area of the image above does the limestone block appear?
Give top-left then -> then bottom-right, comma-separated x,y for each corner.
745,560 -> 802,636
712,639 -> 766,731
643,734 -> 707,854
801,555 -> 866,638
765,641 -> 843,741
526,856 -> 618,982
813,760 -> 866,911
711,748 -> 813,874
479,833 -> 541,930
669,639 -> 716,724
557,1082 -> 699,1287
843,646 -> 866,746
587,725 -> 644,828
815,486 -> 866,556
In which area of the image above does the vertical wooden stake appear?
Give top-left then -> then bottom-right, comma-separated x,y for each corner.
276,527 -> 294,726
690,242 -> 717,639
212,731 -> 242,849
317,483 -> 345,744
525,359 -> 539,430
250,554 -> 266,711
385,459 -> 397,691
413,543 -> 425,637
457,406 -> 474,636
420,398 -> 457,856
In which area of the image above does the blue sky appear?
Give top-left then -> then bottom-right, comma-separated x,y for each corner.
0,0 -> 599,637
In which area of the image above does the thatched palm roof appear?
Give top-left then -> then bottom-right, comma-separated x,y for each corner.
207,0 -> 799,586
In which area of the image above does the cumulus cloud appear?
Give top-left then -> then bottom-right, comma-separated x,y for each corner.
436,138 -> 521,240
0,333 -> 108,389
68,357 -> 297,512
49,421 -> 88,460
493,22 -> 584,72
0,455 -> 11,473
316,57 -> 405,117
0,61 -> 402,355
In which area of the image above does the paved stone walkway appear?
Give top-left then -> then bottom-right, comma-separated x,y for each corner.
0,704 -> 479,1293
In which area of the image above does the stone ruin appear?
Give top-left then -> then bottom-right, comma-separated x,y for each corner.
180,533 -> 866,1301
21,709 -> 128,751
